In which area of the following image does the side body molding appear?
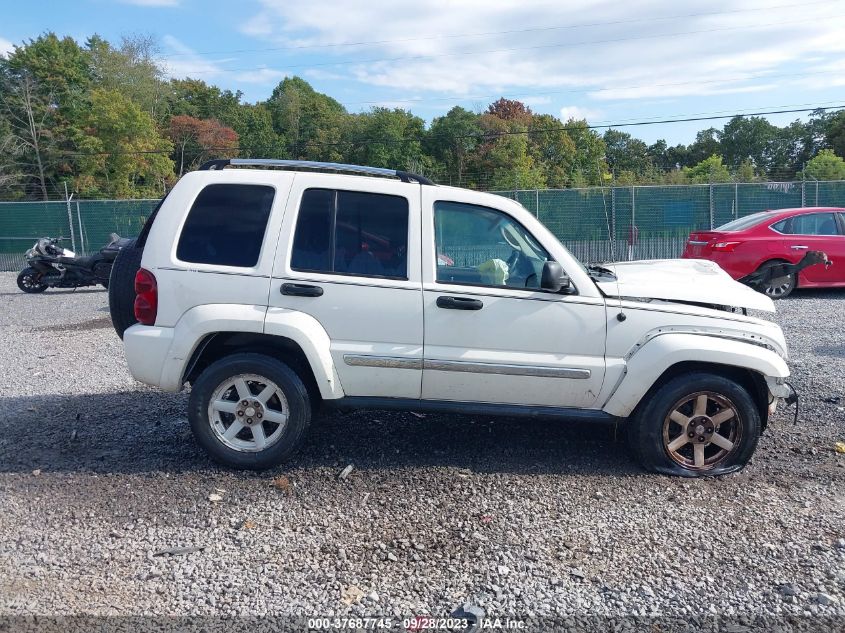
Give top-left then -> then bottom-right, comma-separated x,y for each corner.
602,333 -> 789,418
264,307 -> 345,400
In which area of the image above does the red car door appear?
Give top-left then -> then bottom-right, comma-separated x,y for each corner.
772,211 -> 844,286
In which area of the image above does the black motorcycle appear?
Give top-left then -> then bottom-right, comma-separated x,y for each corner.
16,234 -> 132,293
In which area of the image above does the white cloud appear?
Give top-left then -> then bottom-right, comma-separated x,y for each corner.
0,36 -> 14,57
161,35 -> 287,85
559,105 -> 601,122
119,0 -> 180,6
238,0 -> 845,103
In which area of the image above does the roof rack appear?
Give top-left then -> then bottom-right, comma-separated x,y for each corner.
198,158 -> 435,185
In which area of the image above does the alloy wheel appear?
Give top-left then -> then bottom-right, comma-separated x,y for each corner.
208,373 -> 290,452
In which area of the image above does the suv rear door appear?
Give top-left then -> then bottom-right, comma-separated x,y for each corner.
419,188 -> 606,408
268,174 -> 423,398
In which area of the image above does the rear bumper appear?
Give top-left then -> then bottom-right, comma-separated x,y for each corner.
681,250 -> 750,280
123,324 -> 181,392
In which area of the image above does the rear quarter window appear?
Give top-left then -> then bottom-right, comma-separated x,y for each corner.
176,184 -> 275,267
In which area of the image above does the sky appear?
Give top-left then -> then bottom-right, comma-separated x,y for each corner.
1,0 -> 844,145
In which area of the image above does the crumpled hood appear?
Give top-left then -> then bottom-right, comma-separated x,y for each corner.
595,258 -> 775,312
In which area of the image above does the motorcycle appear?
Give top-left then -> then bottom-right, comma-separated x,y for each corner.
16,234 -> 132,293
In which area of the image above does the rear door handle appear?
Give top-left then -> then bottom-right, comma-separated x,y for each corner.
791,245 -> 809,250
281,283 -> 323,297
436,295 -> 483,310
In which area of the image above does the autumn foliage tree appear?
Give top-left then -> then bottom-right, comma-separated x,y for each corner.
168,115 -> 239,175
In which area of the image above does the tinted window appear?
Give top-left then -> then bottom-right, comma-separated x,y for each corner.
716,212 -> 772,232
177,184 -> 274,267
291,189 -> 409,279
777,213 -> 841,236
434,201 -> 550,289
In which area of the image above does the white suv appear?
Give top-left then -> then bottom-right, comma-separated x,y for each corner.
111,159 -> 792,476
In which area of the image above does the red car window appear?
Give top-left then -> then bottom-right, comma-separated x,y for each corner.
776,212 -> 841,236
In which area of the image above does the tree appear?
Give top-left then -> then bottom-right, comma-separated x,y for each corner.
87,34 -> 164,119
266,77 -> 348,161
603,129 -> 650,179
561,119 -> 607,185
687,128 -> 720,166
345,107 -> 427,171
168,115 -> 238,175
486,98 -> 532,123
527,113 -> 576,188
0,34 -> 92,199
719,116 -> 777,172
802,149 -> 845,181
230,103 -> 283,158
166,78 -> 243,126
76,89 -> 173,198
425,106 -> 482,186
683,154 -> 732,183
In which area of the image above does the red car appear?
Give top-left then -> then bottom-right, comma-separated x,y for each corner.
682,207 -> 845,298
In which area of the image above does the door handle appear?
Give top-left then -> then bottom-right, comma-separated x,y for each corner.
437,295 -> 483,310
281,283 -> 323,297
791,245 -> 809,250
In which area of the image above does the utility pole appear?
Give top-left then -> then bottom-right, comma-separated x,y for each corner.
64,182 -> 76,253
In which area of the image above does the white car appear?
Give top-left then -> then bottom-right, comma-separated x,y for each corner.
110,159 -> 793,476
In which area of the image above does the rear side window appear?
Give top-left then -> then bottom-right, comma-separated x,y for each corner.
775,212 -> 841,236
716,212 -> 771,232
291,189 -> 409,279
176,184 -> 275,267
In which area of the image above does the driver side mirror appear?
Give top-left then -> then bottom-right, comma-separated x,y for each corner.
541,260 -> 573,293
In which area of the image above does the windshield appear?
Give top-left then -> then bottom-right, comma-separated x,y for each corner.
716,212 -> 773,232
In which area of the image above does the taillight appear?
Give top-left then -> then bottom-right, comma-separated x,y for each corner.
134,268 -> 158,325
709,241 -> 742,252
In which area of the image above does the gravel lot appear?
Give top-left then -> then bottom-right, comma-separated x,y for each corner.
0,271 -> 843,630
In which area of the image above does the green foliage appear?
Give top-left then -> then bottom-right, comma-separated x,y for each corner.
75,89 -> 173,198
346,107 -> 427,171
683,155 -> 732,184
802,149 -> 845,181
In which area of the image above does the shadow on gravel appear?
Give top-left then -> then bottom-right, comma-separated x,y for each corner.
0,289 -> 106,298
0,390 -> 636,476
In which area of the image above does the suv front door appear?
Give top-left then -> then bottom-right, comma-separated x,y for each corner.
269,174 -> 423,399
420,190 -> 606,408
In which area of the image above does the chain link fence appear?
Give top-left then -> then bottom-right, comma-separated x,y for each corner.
1,180 -> 844,271
495,179 -> 845,264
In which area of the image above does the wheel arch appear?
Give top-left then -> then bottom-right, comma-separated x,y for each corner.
603,332 -> 787,426
756,257 -> 799,288
184,332 -> 323,407
627,360 -> 770,431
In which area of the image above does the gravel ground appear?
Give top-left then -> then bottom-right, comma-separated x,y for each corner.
0,272 -> 843,631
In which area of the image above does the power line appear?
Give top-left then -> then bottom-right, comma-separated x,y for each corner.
164,13 -> 842,75
159,0 -> 834,58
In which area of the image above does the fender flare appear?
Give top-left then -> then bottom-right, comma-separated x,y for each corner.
602,333 -> 789,418
263,306 -> 344,400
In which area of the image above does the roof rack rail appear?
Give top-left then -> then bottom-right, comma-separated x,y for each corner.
198,158 -> 435,185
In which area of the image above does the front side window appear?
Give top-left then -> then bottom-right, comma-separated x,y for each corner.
290,189 -> 409,279
434,201 -> 550,289
775,212 -> 841,236
176,184 -> 275,267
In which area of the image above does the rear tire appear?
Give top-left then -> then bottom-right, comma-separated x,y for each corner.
757,259 -> 796,299
628,372 -> 761,477
188,353 -> 311,470
108,238 -> 142,338
17,267 -> 48,293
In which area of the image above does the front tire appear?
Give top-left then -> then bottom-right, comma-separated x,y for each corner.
629,372 -> 761,477
188,353 -> 311,470
17,267 -> 48,293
